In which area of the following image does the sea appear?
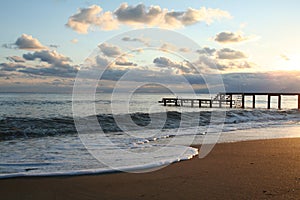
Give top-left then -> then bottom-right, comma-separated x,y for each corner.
0,93 -> 300,178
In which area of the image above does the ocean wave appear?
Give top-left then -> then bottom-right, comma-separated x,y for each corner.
0,109 -> 299,140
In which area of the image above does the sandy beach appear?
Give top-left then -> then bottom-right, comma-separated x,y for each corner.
0,138 -> 299,200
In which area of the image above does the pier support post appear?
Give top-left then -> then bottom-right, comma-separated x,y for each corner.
163,99 -> 166,106
278,95 -> 281,110
199,100 -> 201,108
298,95 -> 300,110
175,99 -> 179,107
252,95 -> 256,108
267,95 -> 271,109
229,95 -> 233,108
241,94 -> 245,109
209,100 -> 212,108
191,100 -> 194,107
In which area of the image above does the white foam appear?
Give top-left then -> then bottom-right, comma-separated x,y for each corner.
0,146 -> 198,179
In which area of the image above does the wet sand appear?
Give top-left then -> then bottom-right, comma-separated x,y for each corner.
0,138 -> 299,200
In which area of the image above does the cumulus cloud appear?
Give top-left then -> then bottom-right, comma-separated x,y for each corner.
153,56 -> 194,74
214,31 -> 251,44
115,3 -> 231,27
3,34 -> 47,50
23,50 -> 71,64
1,50 -> 78,78
196,47 -> 216,55
66,5 -> 118,34
216,48 -> 247,60
96,55 -> 110,67
66,3 -> 231,33
193,47 -> 253,71
6,56 -> 25,63
98,43 -> 122,57
115,56 -> 137,66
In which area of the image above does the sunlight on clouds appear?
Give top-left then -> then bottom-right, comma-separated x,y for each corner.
66,3 -> 231,33
214,31 -> 258,44
66,5 -> 118,34
3,34 -> 47,50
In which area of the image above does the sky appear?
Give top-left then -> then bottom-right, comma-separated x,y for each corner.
0,0 -> 300,93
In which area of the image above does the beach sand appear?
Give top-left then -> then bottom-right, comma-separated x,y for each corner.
0,138 -> 299,200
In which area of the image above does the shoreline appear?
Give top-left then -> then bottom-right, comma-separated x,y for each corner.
1,124 -> 300,180
1,138 -> 299,199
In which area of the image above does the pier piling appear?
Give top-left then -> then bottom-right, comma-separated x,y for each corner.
229,95 -> 233,108
298,95 -> 300,110
278,95 -> 281,110
252,95 -> 255,108
267,95 -> 271,109
241,94 -> 245,109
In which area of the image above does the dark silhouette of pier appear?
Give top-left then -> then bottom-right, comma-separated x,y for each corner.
159,93 -> 300,109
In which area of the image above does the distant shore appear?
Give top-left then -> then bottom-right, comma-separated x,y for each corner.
1,138 -> 299,200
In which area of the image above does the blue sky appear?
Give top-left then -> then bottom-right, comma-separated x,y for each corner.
1,0 -> 300,93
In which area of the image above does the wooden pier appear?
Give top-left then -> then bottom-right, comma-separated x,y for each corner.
159,93 -> 300,109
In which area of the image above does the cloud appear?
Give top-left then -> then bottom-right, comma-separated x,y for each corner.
179,48 -> 191,53
71,38 -> 78,44
115,61 -> 137,66
193,48 -> 253,72
66,3 -> 231,33
115,4 -> 231,27
164,7 -> 231,26
96,55 -> 110,67
114,3 -> 162,24
66,5 -> 118,34
0,62 -> 27,71
196,47 -> 216,55
216,48 -> 247,60
153,56 -> 194,74
18,63 -> 78,78
49,44 -> 59,48
23,50 -> 71,64
194,47 -> 251,71
222,71 -> 300,92
122,36 -> 149,45
214,31 -> 251,44
1,50 -> 78,78
160,43 -> 178,52
0,61 -> 78,78
6,56 -> 25,63
3,34 -> 47,50
280,54 -> 290,61
98,43 -> 122,57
